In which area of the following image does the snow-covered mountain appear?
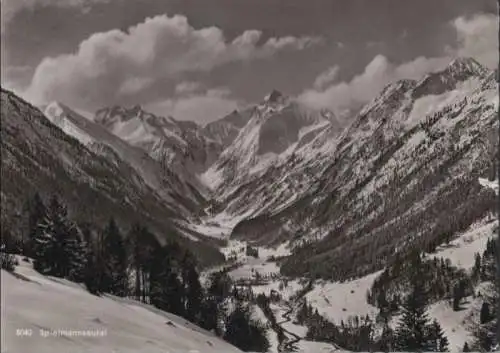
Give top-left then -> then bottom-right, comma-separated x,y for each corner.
201,90 -> 343,205
94,105 -> 221,195
207,58 -> 499,280
44,102 -> 205,216
203,108 -> 254,147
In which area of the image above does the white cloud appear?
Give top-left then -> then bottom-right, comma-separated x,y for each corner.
118,77 -> 154,95
313,66 -> 340,90
147,87 -> 239,125
25,13 -> 322,110
298,55 -> 410,112
298,13 -> 497,112
453,13 -> 498,69
175,81 -> 203,95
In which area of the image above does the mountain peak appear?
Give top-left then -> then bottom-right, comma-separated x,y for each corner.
446,57 -> 488,77
128,104 -> 143,114
411,57 -> 489,99
264,89 -> 285,103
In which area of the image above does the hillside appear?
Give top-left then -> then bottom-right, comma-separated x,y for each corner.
1,258 -> 243,353
224,58 -> 498,279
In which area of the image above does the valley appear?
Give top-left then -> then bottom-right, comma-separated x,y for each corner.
1,56 -> 499,352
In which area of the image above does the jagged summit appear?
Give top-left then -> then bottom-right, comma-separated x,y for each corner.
429,56 -> 489,81
264,89 -> 286,104
412,57 -> 490,99
447,57 -> 488,76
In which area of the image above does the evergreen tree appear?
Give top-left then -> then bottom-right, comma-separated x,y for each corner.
101,218 -> 129,296
473,253 -> 482,279
33,217 -> 56,275
426,319 -> 449,352
128,224 -> 159,302
64,222 -> 88,282
83,241 -> 101,294
453,279 -> 467,311
453,284 -> 462,311
474,300 -> 496,351
33,195 -> 69,276
0,244 -> 17,272
25,193 -> 47,257
149,246 -> 185,316
77,222 -> 102,294
181,252 -> 204,323
473,239 -> 498,351
199,295 -> 219,332
480,302 -> 492,324
462,342 -> 470,352
394,279 -> 431,351
208,271 -> 233,304
378,323 -> 394,352
223,302 -> 270,352
32,195 -> 87,280
296,301 -> 310,325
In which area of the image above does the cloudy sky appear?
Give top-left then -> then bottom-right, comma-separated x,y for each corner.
1,0 -> 498,124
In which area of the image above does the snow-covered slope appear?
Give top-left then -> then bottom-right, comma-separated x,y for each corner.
1,259 -> 242,353
203,108 -> 254,147
305,272 -> 381,324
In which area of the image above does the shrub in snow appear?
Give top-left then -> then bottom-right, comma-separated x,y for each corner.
1,246 -> 18,272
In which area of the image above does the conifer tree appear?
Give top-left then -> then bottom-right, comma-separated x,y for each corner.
101,218 -> 129,296
480,302 -> 492,324
223,302 -> 270,352
33,195 -> 68,276
24,193 -> 47,257
33,217 -> 56,275
32,195 -> 88,281
128,224 -> 159,302
64,222 -> 88,282
426,319 -> 449,352
181,252 -> 204,323
473,239 -> 498,351
83,240 -> 101,294
473,252 -> 482,279
149,246 -> 185,316
378,323 -> 394,352
0,244 -> 17,272
199,295 -> 219,332
394,278 -> 431,351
